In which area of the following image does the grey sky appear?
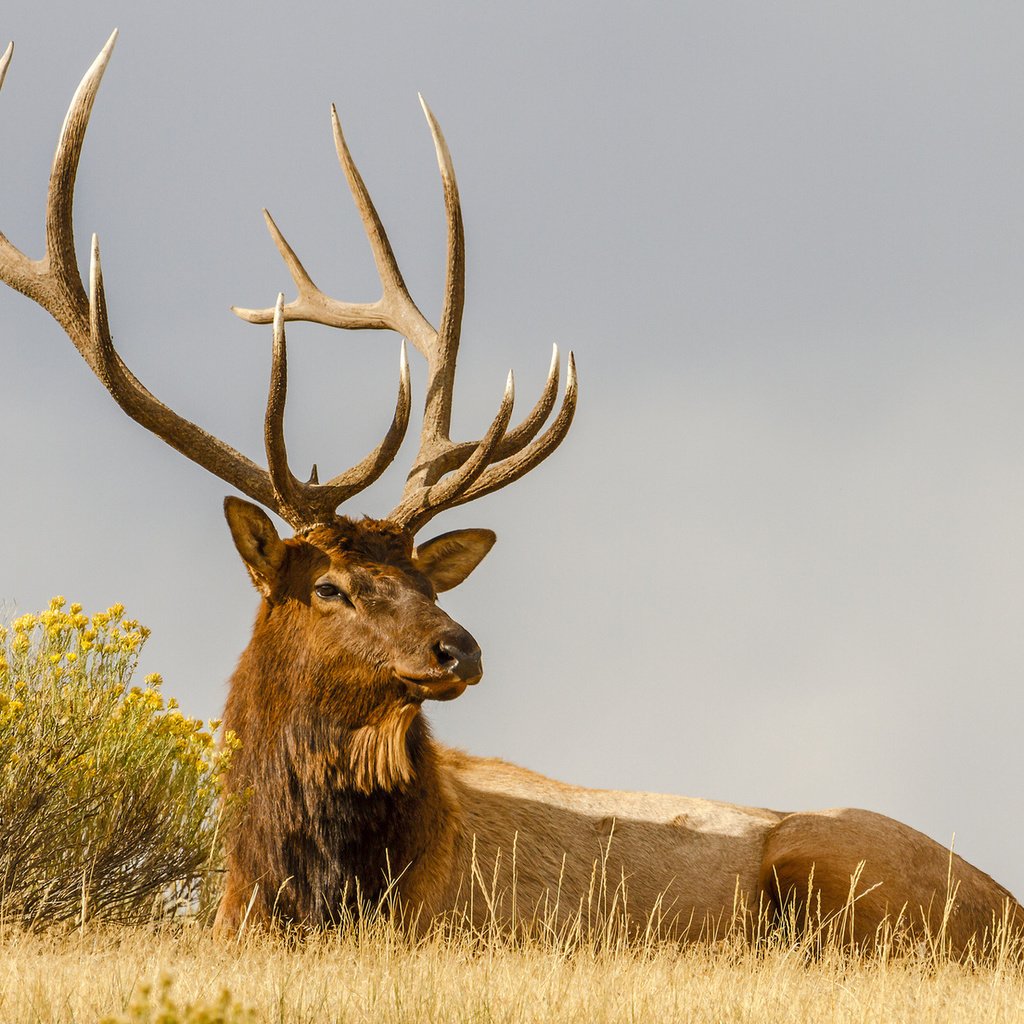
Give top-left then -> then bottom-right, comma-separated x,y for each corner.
3,2 -> 1024,898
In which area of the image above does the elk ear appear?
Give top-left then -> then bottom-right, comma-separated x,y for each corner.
224,497 -> 288,596
413,528 -> 496,593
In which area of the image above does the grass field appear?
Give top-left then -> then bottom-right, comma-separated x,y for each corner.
3,920 -> 1024,1024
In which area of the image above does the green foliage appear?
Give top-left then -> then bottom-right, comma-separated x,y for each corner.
0,598 -> 236,926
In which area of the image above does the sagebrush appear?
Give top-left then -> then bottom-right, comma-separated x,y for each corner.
0,598 -> 234,926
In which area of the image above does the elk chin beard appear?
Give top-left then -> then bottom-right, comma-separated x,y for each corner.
345,702 -> 422,794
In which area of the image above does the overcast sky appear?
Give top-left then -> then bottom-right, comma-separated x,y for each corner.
3,2 -> 1024,900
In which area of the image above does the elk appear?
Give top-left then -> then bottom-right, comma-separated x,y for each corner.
1,32 -> 1020,952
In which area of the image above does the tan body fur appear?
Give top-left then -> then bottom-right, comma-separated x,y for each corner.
217,713 -> 1020,952
444,755 -> 1019,948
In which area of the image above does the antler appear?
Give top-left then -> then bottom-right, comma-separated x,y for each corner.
233,97 -> 578,534
0,32 -> 410,532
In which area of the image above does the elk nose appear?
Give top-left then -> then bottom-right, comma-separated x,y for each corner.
433,638 -> 483,683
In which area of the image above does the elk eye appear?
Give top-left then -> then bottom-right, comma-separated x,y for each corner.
314,582 -> 353,606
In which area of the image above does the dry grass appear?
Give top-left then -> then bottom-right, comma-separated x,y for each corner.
1,915 -> 1023,1024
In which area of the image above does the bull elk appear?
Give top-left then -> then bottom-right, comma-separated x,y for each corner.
2,32 -> 1020,953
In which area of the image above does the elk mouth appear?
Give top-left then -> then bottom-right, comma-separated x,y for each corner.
394,665 -> 482,703
399,674 -> 472,702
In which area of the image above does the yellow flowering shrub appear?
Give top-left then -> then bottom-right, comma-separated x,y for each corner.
0,598 -> 236,926
100,975 -> 256,1024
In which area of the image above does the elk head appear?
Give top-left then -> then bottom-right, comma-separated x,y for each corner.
0,32 -> 576,716
225,498 -> 495,708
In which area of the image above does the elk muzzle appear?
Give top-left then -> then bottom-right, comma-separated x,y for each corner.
396,628 -> 483,702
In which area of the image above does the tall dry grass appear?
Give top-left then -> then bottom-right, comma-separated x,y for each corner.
1,912 -> 1024,1024
5,827 -> 1022,1024
5,877 -> 1024,1023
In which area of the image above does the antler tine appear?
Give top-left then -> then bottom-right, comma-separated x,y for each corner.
264,294 -> 303,515
232,106 -> 437,358
498,343 -> 561,455
0,41 -> 29,298
46,30 -> 119,312
264,294 -> 412,529
452,352 -> 577,508
425,343 -> 563,478
0,33 -> 117,325
415,93 -> 464,450
0,42 -> 12,91
390,350 -> 577,532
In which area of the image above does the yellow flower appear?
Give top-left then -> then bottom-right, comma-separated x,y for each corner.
49,596 -> 66,611
144,673 -> 163,687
